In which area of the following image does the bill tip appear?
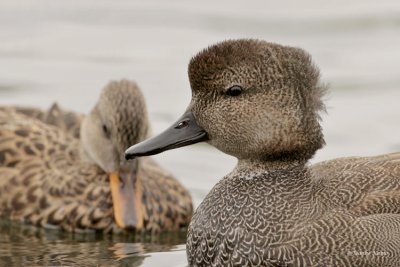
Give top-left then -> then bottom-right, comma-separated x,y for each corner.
124,146 -> 137,160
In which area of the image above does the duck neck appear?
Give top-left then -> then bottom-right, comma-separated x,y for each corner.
234,158 -> 313,202
236,157 -> 307,173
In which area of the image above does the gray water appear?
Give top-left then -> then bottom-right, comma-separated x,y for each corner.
0,0 -> 400,266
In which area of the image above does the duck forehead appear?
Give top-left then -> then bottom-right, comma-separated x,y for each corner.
99,81 -> 147,120
100,104 -> 148,149
191,65 -> 258,94
101,91 -> 143,115
188,43 -> 304,95
189,43 -> 264,84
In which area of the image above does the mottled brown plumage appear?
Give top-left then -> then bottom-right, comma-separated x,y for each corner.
126,39 -> 400,266
0,80 -> 192,233
0,103 -> 83,138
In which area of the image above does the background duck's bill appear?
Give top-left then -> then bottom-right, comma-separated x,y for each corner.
125,111 -> 208,159
110,159 -> 143,230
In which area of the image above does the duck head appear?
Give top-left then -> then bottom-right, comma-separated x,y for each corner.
81,79 -> 149,230
125,39 -> 326,164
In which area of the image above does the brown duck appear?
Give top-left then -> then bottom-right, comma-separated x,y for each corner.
0,79 -> 192,233
125,40 -> 400,266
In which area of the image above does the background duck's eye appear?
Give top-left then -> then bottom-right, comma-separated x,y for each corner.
226,85 -> 243,97
102,124 -> 109,137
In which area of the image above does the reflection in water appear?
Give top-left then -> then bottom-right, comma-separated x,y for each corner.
0,219 -> 187,266
110,243 -> 145,261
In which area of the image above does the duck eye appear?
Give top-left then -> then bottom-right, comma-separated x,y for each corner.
226,85 -> 243,97
102,124 -> 110,137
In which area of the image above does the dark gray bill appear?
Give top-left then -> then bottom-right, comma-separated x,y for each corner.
125,111 -> 208,159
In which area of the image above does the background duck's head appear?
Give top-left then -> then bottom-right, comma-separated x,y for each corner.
82,79 -> 149,230
81,79 -> 149,172
125,39 -> 326,163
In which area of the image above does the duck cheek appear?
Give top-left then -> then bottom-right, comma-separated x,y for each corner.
90,144 -> 119,172
206,135 -> 241,158
211,121 -> 269,158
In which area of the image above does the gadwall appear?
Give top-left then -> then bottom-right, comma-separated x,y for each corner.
125,40 -> 400,266
0,80 -> 192,233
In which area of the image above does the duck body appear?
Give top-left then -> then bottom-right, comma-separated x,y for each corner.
188,155 -> 400,266
0,80 -> 192,233
125,40 -> 400,265
0,102 -> 83,139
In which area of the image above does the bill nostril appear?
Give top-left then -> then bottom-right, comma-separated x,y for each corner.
175,119 -> 189,129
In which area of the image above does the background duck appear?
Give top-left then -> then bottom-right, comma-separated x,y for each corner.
126,40 -> 400,266
0,79 -> 192,233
